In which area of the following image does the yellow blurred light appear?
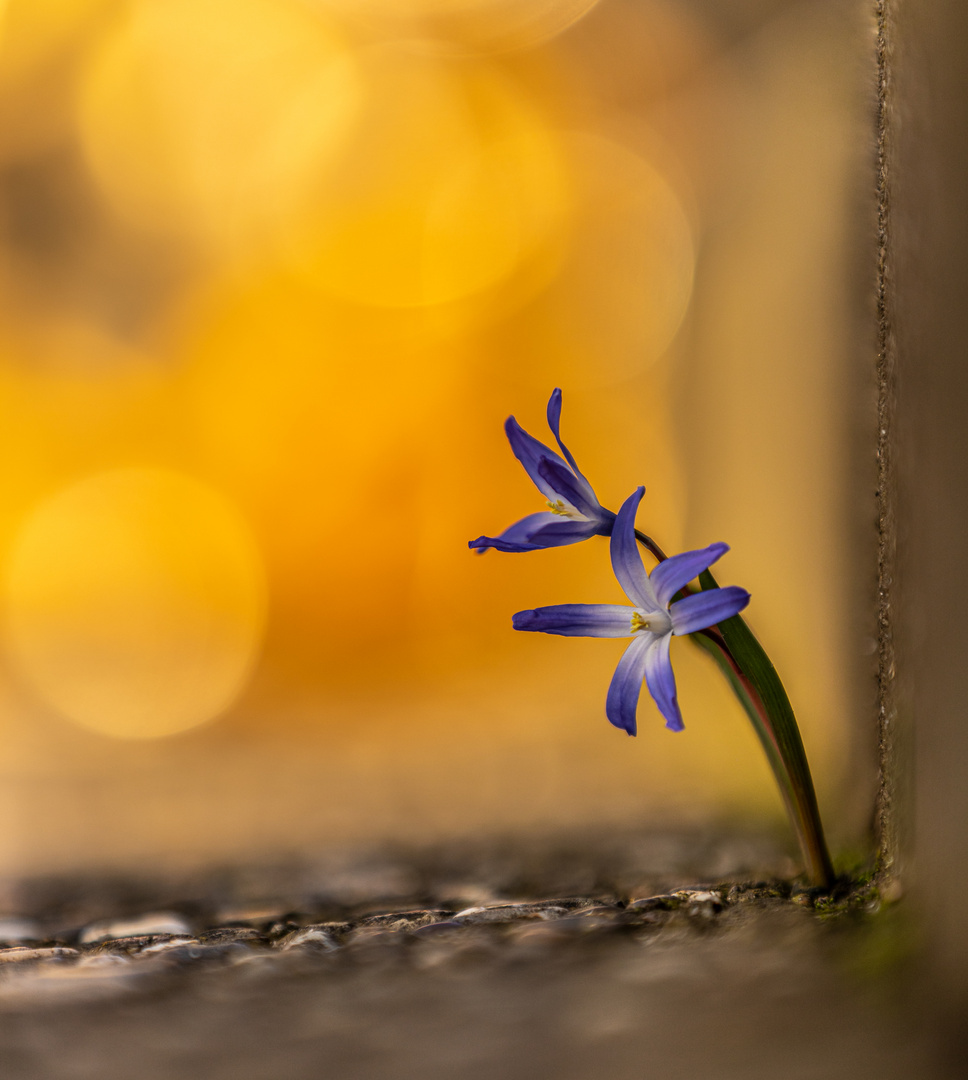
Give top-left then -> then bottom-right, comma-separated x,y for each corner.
0,0 -> 111,82
76,0 -> 360,248
3,468 -> 266,738
176,274 -> 462,682
315,0 -> 603,52
275,44 -> 568,309
497,132 -> 695,389
0,0 -> 116,158
0,314 -> 153,378
180,275 -> 455,487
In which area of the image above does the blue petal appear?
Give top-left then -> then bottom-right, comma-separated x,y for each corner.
512,604 -> 634,637
469,514 -> 605,553
536,458 -> 601,519
546,388 -> 588,483
609,488 -> 659,611
643,633 -> 683,731
468,535 -> 539,553
651,542 -> 730,607
605,634 -> 651,736
526,518 -> 603,547
504,416 -> 570,502
468,512 -> 560,553
669,587 -> 750,635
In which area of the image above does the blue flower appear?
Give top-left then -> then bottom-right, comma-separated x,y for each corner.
512,487 -> 750,735
469,388 -> 616,553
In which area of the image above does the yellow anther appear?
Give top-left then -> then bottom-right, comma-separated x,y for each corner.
631,609 -> 672,635
546,498 -> 588,522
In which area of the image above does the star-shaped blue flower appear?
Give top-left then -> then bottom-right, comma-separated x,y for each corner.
469,389 -> 616,553
512,487 -> 750,734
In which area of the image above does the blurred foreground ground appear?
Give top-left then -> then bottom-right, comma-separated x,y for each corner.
0,827 -> 946,1080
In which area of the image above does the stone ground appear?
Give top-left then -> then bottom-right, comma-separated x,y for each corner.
0,828 -> 951,1080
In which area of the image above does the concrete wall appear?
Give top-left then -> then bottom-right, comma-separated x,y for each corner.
891,0 -> 968,1058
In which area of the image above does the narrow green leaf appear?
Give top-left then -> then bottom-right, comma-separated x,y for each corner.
697,569 -> 834,887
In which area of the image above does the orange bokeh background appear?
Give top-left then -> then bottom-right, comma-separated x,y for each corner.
0,0 -> 870,873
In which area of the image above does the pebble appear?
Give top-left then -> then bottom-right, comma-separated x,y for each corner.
274,926 -> 342,952
0,947 -> 79,964
136,937 -> 196,955
75,953 -> 131,969
627,894 -> 682,912
676,890 -> 724,916
86,934 -> 183,956
0,918 -> 43,944
78,913 -> 192,945
356,909 -> 456,932
454,899 -> 594,925
627,890 -> 724,920
725,882 -> 789,904
678,890 -> 723,905
195,927 -> 264,945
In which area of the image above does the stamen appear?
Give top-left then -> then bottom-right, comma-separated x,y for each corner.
631,610 -> 672,635
545,498 -> 588,521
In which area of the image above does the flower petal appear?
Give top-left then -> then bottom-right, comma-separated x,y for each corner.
536,458 -> 601,519
468,512 -> 559,553
512,604 -> 634,637
469,513 -> 605,553
609,487 -> 659,611
605,634 -> 651,735
669,586 -> 750,635
526,518 -> 603,547
504,416 -> 570,502
643,633 -> 683,731
546,388 -> 588,483
650,542 -> 729,607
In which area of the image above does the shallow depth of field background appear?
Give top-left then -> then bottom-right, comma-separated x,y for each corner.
0,0 -> 868,875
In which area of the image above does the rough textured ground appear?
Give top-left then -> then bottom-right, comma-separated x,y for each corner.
0,829 -> 946,1080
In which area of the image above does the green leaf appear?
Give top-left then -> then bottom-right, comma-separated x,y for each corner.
696,569 -> 833,887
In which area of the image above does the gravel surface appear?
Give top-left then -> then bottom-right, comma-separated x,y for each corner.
0,830 -> 944,1080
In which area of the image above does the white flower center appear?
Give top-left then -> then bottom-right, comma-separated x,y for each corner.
630,609 -> 672,636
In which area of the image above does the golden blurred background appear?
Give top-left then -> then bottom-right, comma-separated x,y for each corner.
0,0 -> 870,874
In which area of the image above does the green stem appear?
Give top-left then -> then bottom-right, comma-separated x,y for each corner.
634,528 -> 667,562
633,533 -> 834,889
